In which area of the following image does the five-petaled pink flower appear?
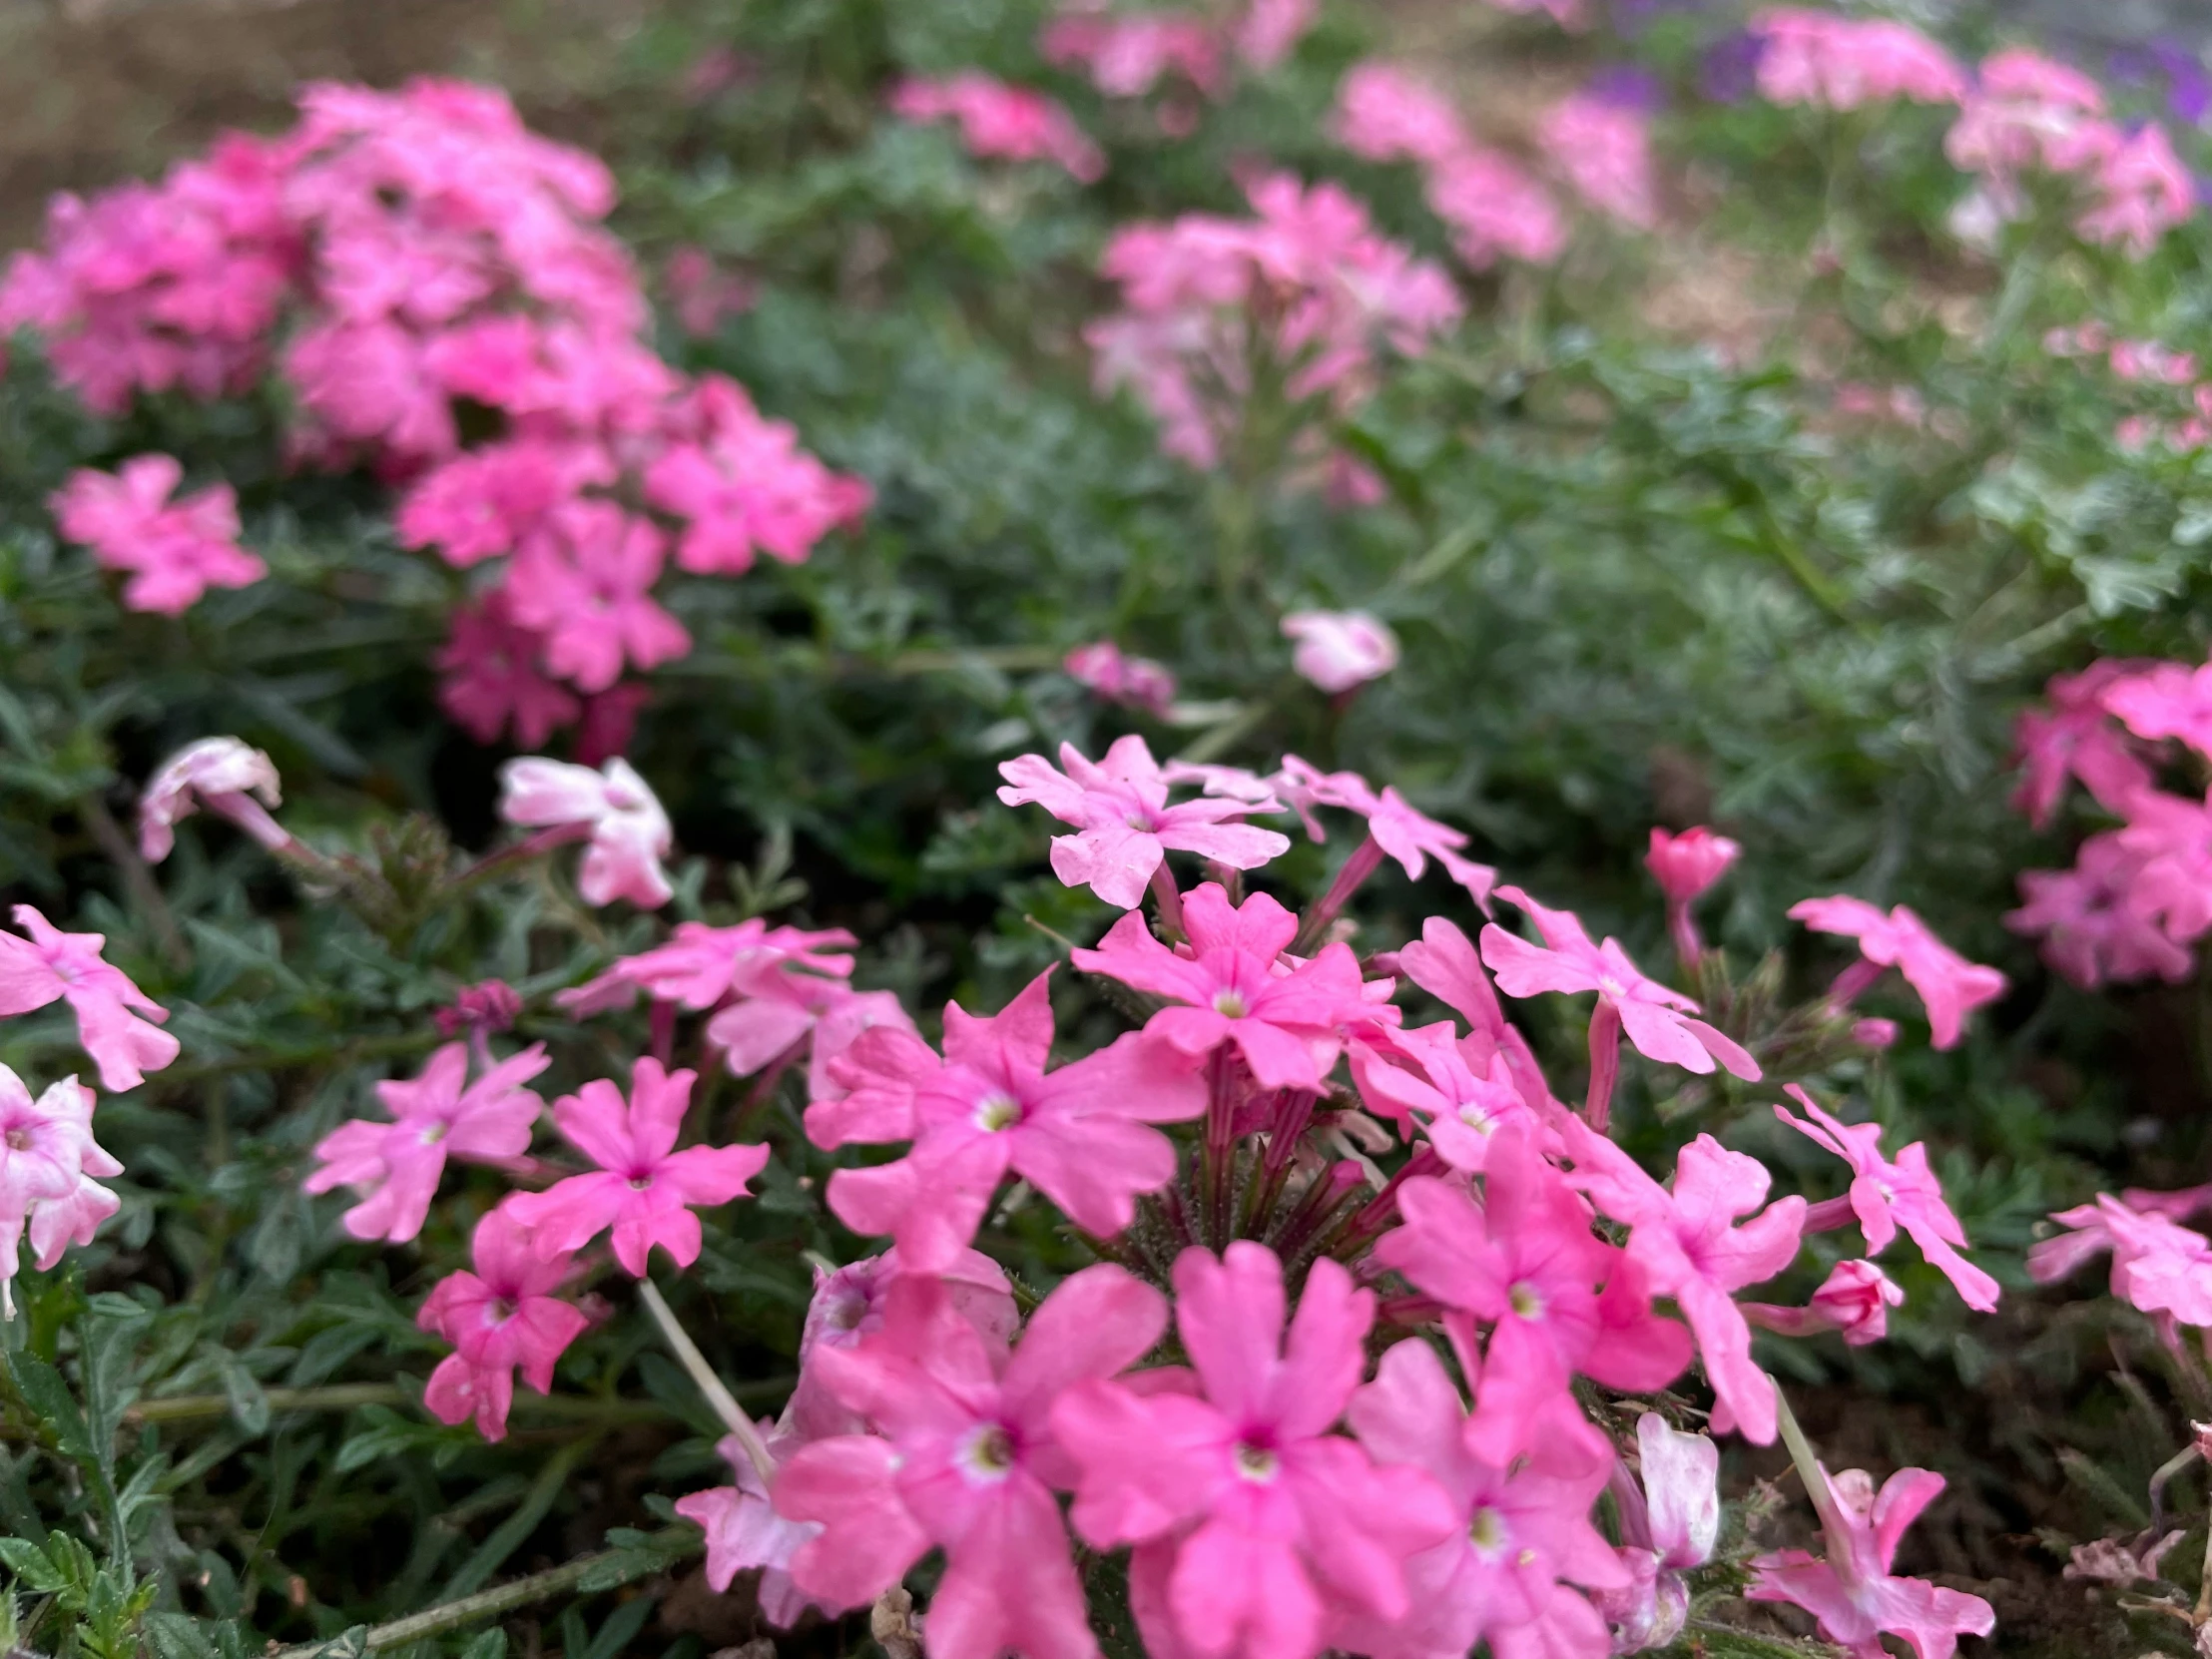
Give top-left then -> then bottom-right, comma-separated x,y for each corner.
2028,1193 -> 2212,1327
303,1041 -> 548,1243
1274,757 -> 1496,904
2009,661 -> 2155,827
1349,1022 -> 1537,1173
1071,883 -> 1372,1090
812,967 -> 1207,1270
1564,1121 -> 1806,1445
418,1207 -> 592,1441
503,1058 -> 770,1276
0,905 -> 180,1092
676,1421 -> 826,1629
0,1067 -> 123,1312
498,756 -> 675,909
1051,1244 -> 1458,1659
2006,831 -> 2195,989
1281,611 -> 1398,695
1776,1085 -> 1999,1312
1481,886 -> 1760,1078
505,501 -> 691,693
139,737 -> 289,862
1789,895 -> 2006,1050
2101,660 -> 2212,759
997,736 -> 1290,910
2113,791 -> 2212,944
51,454 -> 266,616
1749,1463 -> 1994,1659
776,1265 -> 1169,1659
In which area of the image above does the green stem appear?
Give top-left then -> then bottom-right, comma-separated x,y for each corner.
123,1384 -> 729,1426
76,792 -> 189,970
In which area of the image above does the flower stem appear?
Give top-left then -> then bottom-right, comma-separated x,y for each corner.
1149,862 -> 1187,942
1584,999 -> 1623,1134
1292,834 -> 1384,956
637,1279 -> 777,1482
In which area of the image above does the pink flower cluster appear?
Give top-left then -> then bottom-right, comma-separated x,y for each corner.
889,75 -> 1105,182
1064,641 -> 1178,715
1087,173 -> 1461,473
1039,0 -> 1313,110
1537,92 -> 1661,232
2004,658 -> 2212,988
1331,63 -> 1568,269
1748,10 -> 1968,109
2,80 -> 868,746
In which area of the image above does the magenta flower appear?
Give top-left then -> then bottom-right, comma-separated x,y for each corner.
1377,1127 -> 1691,1465
1746,1260 -> 1905,1348
1281,611 -> 1398,694
813,968 -> 1205,1269
1749,1463 -> 1994,1659
1481,886 -> 1759,1079
418,1207 -> 591,1442
138,737 -> 288,862
1343,1340 -> 1623,1659
396,439 -> 613,568
1349,1023 -> 1538,1173
676,1422 -> 826,1629
997,736 -> 1290,910
498,756 -> 674,909
504,501 -> 689,693
302,1041 -> 548,1243
50,454 -> 266,616
502,1058 -> 770,1276
0,905 -> 180,1092
1789,896 -> 2006,1050
1051,1244 -> 1456,1659
1070,883 -> 1371,1089
2006,831 -> 2194,988
2114,790 -> 2212,944
1564,1122 -> 1806,1444
776,1265 -> 1168,1659
2104,661 -> 2212,756
2008,661 -> 2156,827
435,592 -> 580,750
1064,642 -> 1178,716
1645,826 -> 1741,904
888,74 -> 1105,182
1776,1086 -> 1999,1312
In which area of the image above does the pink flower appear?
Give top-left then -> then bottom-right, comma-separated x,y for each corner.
1592,1413 -> 1720,1652
0,905 -> 179,1092
0,1069 -> 121,1313
2102,660 -> 2212,756
1051,1244 -> 1458,1659
1538,93 -> 1659,230
1064,642 -> 1178,716
2006,831 -> 2194,988
435,980 -> 525,1038
2036,1195 -> 2212,1327
302,1041 -> 548,1243
498,756 -> 674,909
996,736 -> 1290,909
1746,1260 -> 1905,1348
2077,124 -> 2195,259
776,1264 -> 1169,1659
1350,1023 -> 1537,1172
676,1423 -> 826,1628
418,1208 -> 591,1441
1750,10 -> 1966,109
2114,790 -> 2212,944
1272,758 -> 1497,903
1039,10 -> 1224,100
1564,1122 -> 1806,1444
1645,827 -> 1740,904
1396,915 -> 1561,1119
1749,1464 -> 1995,1659
888,74 -> 1105,183
50,454 -> 266,616
502,1058 -> 770,1276
1481,886 -> 1760,1079
1331,64 -> 1471,169
644,376 -> 869,575
1789,896 -> 2006,1050
1344,1340 -> 1623,1659
1233,0 -> 1315,70
663,247 -> 757,338
1776,1086 -> 1999,1312
1281,611 -> 1398,694
1377,1127 -> 1692,1465
396,439 -> 612,568
1426,150 -> 1568,268
436,592 -> 581,749
812,968 -> 1206,1270
2009,661 -> 2156,826
504,501 -> 689,693
1071,883 -> 1371,1089
2023,1187 -> 2212,1286
138,737 -> 287,862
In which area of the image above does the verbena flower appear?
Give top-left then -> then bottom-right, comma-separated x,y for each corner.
498,756 -> 675,909
138,737 -> 287,862
888,75 -> 1105,182
417,1208 -> 590,1440
0,1069 -> 121,1315
1789,896 -> 2006,1050
51,455 -> 265,616
0,905 -> 179,1093
1281,611 -> 1398,694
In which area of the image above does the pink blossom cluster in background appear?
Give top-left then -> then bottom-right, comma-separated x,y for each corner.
2043,321 -> 2212,452
2004,658 -> 2212,989
1537,90 -> 1662,230
1087,172 -> 1461,473
2,79 -> 869,754
1747,8 -> 1968,109
888,74 -> 1105,183
1040,0 -> 1318,105
1063,641 -> 1178,715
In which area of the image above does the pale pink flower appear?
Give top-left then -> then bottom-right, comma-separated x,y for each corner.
2007,831 -> 2195,987
2077,123 -> 2195,258
1063,642 -> 1178,716
418,1207 -> 591,1441
676,1422 -> 826,1628
1746,1260 -> 1905,1348
1789,896 -> 2007,1050
1281,611 -> 1398,694
2107,339 -> 2197,385
1481,886 -> 1760,1078
1945,48 -> 2107,180
889,74 -> 1105,182
646,376 -> 869,575
1564,1122 -> 1807,1444
2064,1529 -> 2184,1587
1344,1340 -> 1622,1659
1751,10 -> 1966,109
50,455 -> 266,616
996,735 -> 1290,909
1071,883 -> 1372,1089
1051,1244 -> 1458,1659
436,592 -> 580,749
1426,150 -> 1569,268
1272,757 -> 1496,903
1039,10 -> 1224,100
1331,64 -> 1471,169
1538,93 -> 1659,230
302,1041 -> 548,1243
1645,827 -> 1740,904
1592,1413 -> 1721,1650
139,737 -> 287,862
813,968 -> 1206,1269
776,1264 -> 1169,1659
1378,1127 -> 1692,1465
2009,660 -> 2156,826
1749,1464 -> 1995,1659
1776,1086 -> 1998,1311
502,1058 -> 770,1276
0,1069 -> 121,1313
1233,0 -> 1315,70
504,500 -> 689,694
498,756 -> 674,909
0,905 -> 179,1092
